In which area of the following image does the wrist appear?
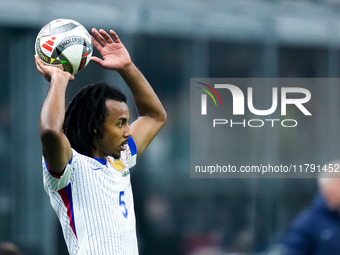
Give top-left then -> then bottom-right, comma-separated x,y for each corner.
117,62 -> 135,76
50,69 -> 72,86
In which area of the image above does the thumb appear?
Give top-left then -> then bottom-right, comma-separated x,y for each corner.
91,56 -> 104,66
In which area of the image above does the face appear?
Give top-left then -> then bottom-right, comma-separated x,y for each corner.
92,99 -> 131,159
322,178 -> 340,211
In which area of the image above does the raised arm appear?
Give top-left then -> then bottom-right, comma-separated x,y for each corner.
91,29 -> 167,156
119,63 -> 167,156
36,55 -> 74,176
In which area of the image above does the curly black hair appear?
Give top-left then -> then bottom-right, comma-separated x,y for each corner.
63,82 -> 127,156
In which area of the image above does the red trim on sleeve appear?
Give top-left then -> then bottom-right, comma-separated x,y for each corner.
58,184 -> 77,238
44,160 -> 61,179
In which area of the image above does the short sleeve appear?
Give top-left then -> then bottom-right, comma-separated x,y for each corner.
42,149 -> 77,192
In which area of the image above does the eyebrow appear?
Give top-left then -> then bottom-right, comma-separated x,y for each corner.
117,117 -> 130,123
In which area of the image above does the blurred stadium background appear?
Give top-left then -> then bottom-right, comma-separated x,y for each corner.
1,0 -> 340,254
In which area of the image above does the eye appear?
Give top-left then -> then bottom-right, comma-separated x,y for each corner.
117,119 -> 126,128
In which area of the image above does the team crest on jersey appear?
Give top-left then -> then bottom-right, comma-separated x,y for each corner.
108,158 -> 129,177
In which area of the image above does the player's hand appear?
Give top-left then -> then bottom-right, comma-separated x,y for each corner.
34,55 -> 74,82
91,28 -> 132,71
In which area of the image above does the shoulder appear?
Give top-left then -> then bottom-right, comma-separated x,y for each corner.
286,203 -> 325,240
43,149 -> 90,171
293,208 -> 316,227
42,149 -> 99,191
282,209 -> 315,254
283,203 -> 322,243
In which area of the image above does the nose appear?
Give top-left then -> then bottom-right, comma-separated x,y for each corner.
124,124 -> 132,137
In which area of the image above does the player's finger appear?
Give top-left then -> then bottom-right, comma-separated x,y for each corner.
35,55 -> 53,81
35,56 -> 46,75
91,35 -> 103,51
35,64 -> 45,76
99,29 -> 114,44
35,63 -> 44,75
90,56 -> 111,69
109,30 -> 121,43
35,54 -> 43,67
35,55 -> 48,71
90,56 -> 104,65
91,28 -> 107,46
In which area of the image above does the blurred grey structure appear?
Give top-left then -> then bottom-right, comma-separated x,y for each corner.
1,0 -> 340,254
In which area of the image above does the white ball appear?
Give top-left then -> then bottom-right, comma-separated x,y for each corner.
35,19 -> 93,75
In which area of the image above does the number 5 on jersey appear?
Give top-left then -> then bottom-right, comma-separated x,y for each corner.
119,191 -> 128,218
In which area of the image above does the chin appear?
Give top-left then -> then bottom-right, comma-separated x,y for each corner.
111,152 -> 121,159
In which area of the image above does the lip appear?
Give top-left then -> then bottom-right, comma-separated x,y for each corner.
120,140 -> 128,150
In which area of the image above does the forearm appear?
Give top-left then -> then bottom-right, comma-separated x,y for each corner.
40,74 -> 69,134
118,63 -> 166,121
39,73 -> 73,174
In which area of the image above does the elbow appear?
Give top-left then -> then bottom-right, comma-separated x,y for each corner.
158,109 -> 167,126
147,108 -> 167,125
161,109 -> 167,122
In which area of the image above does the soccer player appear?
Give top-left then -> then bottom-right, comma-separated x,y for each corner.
35,28 -> 167,254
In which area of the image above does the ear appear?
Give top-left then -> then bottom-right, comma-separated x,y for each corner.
93,128 -> 102,139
